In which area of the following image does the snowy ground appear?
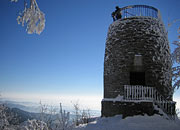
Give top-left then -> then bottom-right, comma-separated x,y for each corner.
73,115 -> 180,130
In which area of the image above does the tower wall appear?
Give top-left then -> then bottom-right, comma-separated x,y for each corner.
104,17 -> 172,99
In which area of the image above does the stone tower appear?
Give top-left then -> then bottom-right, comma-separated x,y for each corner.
102,5 -> 176,118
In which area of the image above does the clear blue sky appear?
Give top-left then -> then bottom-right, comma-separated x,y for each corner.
0,0 -> 180,110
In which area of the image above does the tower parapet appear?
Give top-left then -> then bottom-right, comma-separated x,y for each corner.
120,5 -> 159,19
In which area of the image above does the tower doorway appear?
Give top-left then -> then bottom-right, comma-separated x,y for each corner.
130,72 -> 145,85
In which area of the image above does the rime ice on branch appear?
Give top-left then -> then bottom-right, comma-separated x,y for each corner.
172,27 -> 180,90
10,0 -> 18,2
17,0 -> 45,34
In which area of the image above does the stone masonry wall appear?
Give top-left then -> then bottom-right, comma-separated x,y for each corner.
104,17 -> 172,99
101,101 -> 155,118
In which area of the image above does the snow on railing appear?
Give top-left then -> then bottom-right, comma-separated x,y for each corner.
124,85 -> 176,117
124,85 -> 154,100
153,89 -> 176,118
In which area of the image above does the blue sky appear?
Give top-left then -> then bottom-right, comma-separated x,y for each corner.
0,0 -> 180,110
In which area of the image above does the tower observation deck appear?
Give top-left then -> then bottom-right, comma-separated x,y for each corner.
120,5 -> 158,19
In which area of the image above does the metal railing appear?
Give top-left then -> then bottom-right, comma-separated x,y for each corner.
124,85 -> 176,118
121,5 -> 159,19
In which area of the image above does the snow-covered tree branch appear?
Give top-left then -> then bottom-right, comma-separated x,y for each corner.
54,103 -> 73,130
0,104 -> 10,129
11,0 -> 45,34
72,101 -> 91,126
20,119 -> 49,130
10,0 -> 18,2
172,26 -> 180,90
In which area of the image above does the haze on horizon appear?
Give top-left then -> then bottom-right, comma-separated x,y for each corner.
1,0 -> 180,112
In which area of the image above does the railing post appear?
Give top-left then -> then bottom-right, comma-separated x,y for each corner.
152,87 -> 153,100
148,87 -> 150,100
129,85 -> 130,100
124,85 -> 126,100
127,85 -> 129,100
131,85 -> 134,99
171,103 -> 172,115
138,86 -> 140,99
145,87 -> 147,100
134,85 -> 136,99
142,86 -> 144,99
154,90 -> 156,102
167,102 -> 169,114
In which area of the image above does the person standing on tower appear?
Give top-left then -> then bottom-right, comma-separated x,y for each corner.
112,6 -> 122,21
111,11 -> 116,21
115,6 -> 122,20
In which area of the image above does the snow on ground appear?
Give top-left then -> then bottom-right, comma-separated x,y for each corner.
73,115 -> 180,130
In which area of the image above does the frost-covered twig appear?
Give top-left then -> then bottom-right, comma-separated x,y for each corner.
0,104 -> 9,129
20,119 -> 48,130
172,66 -> 180,90
10,0 -> 18,2
55,103 -> 73,130
17,0 -> 45,34
72,101 -> 92,126
172,26 -> 180,90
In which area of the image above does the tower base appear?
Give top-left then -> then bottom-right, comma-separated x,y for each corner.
101,100 -> 156,118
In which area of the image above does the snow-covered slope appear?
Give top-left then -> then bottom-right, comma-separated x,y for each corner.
73,115 -> 180,130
